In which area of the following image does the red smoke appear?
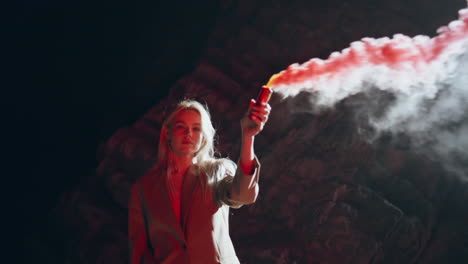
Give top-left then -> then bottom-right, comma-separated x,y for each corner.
265,8 -> 468,88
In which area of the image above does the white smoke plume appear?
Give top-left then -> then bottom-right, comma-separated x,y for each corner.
268,9 -> 468,177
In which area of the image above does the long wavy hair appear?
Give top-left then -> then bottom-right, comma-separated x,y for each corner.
157,100 -> 236,197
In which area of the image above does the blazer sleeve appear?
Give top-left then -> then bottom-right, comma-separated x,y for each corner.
128,182 -> 155,264
214,156 -> 261,208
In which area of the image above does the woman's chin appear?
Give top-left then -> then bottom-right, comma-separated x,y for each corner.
174,148 -> 197,156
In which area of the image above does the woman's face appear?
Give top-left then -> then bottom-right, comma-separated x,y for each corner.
168,109 -> 203,157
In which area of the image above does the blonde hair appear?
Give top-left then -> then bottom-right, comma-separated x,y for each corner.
158,100 -> 214,164
157,100 -> 236,197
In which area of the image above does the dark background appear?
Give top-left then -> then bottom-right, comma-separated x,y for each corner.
9,0 -> 219,256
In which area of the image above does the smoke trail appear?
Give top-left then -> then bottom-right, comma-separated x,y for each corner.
267,8 -> 468,177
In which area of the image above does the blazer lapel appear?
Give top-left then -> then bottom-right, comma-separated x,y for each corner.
180,165 -> 199,231
140,168 -> 187,249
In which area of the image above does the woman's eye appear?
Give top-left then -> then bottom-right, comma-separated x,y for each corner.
175,125 -> 185,129
193,127 -> 201,132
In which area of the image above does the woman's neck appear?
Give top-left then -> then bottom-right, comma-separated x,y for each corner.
168,152 -> 193,175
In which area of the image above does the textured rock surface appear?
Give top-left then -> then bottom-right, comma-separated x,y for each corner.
54,0 -> 468,263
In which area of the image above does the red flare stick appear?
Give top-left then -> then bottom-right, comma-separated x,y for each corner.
256,85 -> 273,105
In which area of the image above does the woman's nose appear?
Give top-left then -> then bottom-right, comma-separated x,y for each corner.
184,128 -> 192,137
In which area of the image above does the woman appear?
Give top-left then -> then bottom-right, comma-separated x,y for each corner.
128,98 -> 271,263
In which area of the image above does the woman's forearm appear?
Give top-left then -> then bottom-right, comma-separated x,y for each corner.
239,134 -> 255,175
238,98 -> 271,175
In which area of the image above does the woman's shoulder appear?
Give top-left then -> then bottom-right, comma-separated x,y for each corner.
201,157 -> 235,168
199,157 -> 237,180
133,164 -> 161,185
